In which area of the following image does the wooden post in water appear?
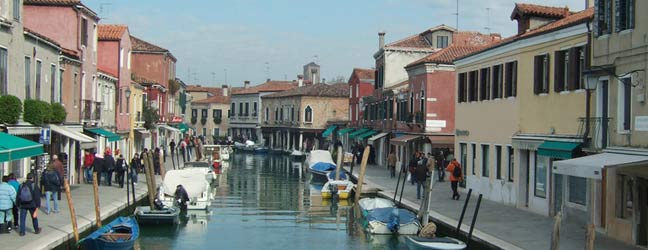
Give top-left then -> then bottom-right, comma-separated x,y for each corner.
160,149 -> 166,179
63,178 -> 79,242
585,223 -> 595,250
147,152 -> 157,193
354,146 -> 371,203
335,146 -> 343,180
550,212 -> 562,250
92,172 -> 101,227
420,173 -> 435,225
143,152 -> 155,209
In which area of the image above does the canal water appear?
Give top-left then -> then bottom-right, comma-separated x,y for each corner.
135,153 -> 410,250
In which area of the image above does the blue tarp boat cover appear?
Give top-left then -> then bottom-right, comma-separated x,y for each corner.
310,162 -> 336,172
327,170 -> 347,180
366,207 -> 418,233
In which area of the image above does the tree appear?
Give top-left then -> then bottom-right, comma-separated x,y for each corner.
0,95 -> 22,124
142,105 -> 160,130
23,99 -> 51,126
50,103 -> 67,124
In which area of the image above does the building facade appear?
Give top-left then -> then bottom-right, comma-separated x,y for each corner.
348,68 -> 375,127
191,93 -> 230,143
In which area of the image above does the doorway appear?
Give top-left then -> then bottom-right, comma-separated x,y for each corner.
554,174 -> 564,215
637,178 -> 648,246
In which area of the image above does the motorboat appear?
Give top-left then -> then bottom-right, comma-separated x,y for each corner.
358,197 -> 421,235
326,170 -> 347,181
290,150 -> 306,162
307,150 -> 337,182
79,217 -> 139,250
253,146 -> 269,154
134,206 -> 180,225
182,161 -> 216,184
404,236 -> 467,250
321,180 -> 354,200
160,169 -> 212,210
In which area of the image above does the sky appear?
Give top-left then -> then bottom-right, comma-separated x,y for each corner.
84,0 -> 585,88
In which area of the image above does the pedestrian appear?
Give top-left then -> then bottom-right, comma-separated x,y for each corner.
187,136 -> 194,161
40,164 -> 61,214
195,137 -> 203,161
436,151 -> 446,182
7,173 -> 19,229
115,154 -> 127,188
83,149 -> 94,184
415,158 -> 429,200
408,152 -> 418,185
179,139 -> 187,163
93,151 -> 105,185
153,148 -> 161,175
52,154 -> 64,201
387,150 -> 397,178
169,139 -> 176,169
446,159 -> 463,200
0,176 -> 16,232
174,184 -> 189,211
104,148 -> 116,186
16,173 -> 41,236
130,153 -> 141,185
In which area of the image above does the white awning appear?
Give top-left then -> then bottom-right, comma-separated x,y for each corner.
49,124 -> 96,149
158,124 -> 181,133
553,153 -> 648,180
368,132 -> 389,144
5,122 -> 41,135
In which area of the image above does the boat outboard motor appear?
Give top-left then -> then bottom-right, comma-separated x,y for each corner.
328,183 -> 339,200
387,209 -> 400,233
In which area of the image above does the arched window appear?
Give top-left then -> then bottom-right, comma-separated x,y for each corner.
275,107 -> 279,121
264,107 -> 269,121
420,90 -> 425,113
304,106 -> 313,123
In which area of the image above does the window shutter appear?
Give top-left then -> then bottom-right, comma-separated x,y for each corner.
544,54 -> 551,93
534,56 -> 541,94
606,0 -> 612,33
593,0 -> 600,36
615,0 -> 622,32
568,47 -> 579,90
629,0 -> 634,29
554,51 -> 563,92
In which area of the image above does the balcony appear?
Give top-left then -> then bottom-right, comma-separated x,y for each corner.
578,117 -> 612,151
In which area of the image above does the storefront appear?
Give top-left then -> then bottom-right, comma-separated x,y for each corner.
0,131 -> 44,179
49,124 -> 96,184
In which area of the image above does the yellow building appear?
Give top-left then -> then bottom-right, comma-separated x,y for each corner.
129,82 -> 148,154
191,94 -> 230,142
454,4 -> 592,217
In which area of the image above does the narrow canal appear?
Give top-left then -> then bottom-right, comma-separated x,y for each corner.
134,153 -> 409,250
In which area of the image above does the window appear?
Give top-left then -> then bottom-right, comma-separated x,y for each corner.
201,109 -> 207,118
13,0 -> 19,21
534,154 -> 547,198
73,73 -> 78,105
492,64 -> 503,99
202,128 -> 207,137
214,109 -> 222,118
554,50 -> 568,92
504,61 -> 518,97
376,66 -> 384,89
81,18 -> 88,47
280,106 -> 284,120
437,36 -> 449,48
238,103 -> 243,116
458,72 -> 467,103
507,146 -> 514,182
245,102 -> 249,116
50,64 -> 57,103
119,48 -> 124,68
304,106 -> 313,123
576,47 -> 585,90
533,54 -> 550,95
191,109 -> 197,118
253,102 -> 258,116
471,143 -> 476,175
0,48 -> 6,95
568,176 -> 586,205
34,60 -> 42,100
619,77 -> 632,131
291,106 -> 295,121
616,174 -> 633,219
615,0 -> 635,32
59,69 -> 64,103
495,145 -> 502,179
419,91 -> 425,114
482,144 -> 489,177
595,0 -> 612,36
460,143 -> 467,186
274,107 -> 278,121
230,103 -> 235,117
213,128 -> 220,137
479,68 -> 490,101
264,107 -> 269,121
468,70 -> 478,102
24,57 -> 31,99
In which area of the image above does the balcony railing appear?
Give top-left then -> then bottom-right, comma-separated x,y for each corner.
578,117 -> 612,151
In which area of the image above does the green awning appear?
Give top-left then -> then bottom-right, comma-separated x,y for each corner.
356,130 -> 379,140
322,125 -> 337,138
175,123 -> 189,133
0,132 -> 44,162
537,141 -> 581,159
85,128 -> 122,142
337,128 -> 355,136
348,128 -> 369,139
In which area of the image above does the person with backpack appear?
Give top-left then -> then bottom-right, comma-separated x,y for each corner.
0,176 -> 16,232
446,159 -> 463,200
115,154 -> 127,188
104,148 -> 116,186
16,173 -> 41,236
130,153 -> 141,185
40,165 -> 62,214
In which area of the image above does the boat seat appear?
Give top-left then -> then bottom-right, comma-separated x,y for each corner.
409,236 -> 458,244
100,233 -> 132,241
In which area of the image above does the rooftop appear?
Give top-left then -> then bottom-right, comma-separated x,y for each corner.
98,25 -> 128,41
192,95 -> 231,105
233,80 -> 296,95
511,3 -> 571,20
406,45 -> 489,67
24,0 -> 80,6
130,35 -> 168,53
263,83 -> 349,99
351,68 -> 375,81
23,27 -> 60,48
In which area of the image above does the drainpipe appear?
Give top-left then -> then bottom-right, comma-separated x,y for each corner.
583,22 -> 592,148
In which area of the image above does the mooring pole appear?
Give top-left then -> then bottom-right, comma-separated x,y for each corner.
335,146 -> 343,180
353,146 -> 371,203
393,163 -> 403,201
468,194 -> 483,240
126,166 -> 130,206
92,172 -> 101,227
456,188 -> 472,233
63,178 -> 79,242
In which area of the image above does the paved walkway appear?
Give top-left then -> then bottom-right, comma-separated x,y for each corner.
345,163 -> 642,250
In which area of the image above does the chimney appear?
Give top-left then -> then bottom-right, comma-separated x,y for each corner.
378,31 -> 385,49
222,84 -> 229,96
266,78 -> 271,82
298,75 -> 304,87
244,81 -> 250,89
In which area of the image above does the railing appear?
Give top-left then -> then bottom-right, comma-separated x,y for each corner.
578,116 -> 612,151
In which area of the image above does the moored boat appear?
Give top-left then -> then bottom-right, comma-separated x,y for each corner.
160,169 -> 212,210
358,197 -> 420,235
307,150 -> 337,181
321,180 -> 354,200
79,217 -> 139,250
404,236 -> 467,250
290,150 -> 306,161
134,206 -> 180,225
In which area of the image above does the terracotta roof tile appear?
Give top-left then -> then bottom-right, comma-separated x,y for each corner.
130,35 -> 168,53
457,8 -> 593,62
61,47 -> 79,58
352,68 -> 375,81
233,81 -> 296,95
511,3 -> 570,20
452,31 -> 502,46
24,0 -> 80,6
98,25 -> 128,41
97,67 -> 117,78
185,85 -> 219,93
263,83 -> 348,98
407,45 -> 489,67
385,34 -> 430,49
23,27 -> 60,47
193,95 -> 231,104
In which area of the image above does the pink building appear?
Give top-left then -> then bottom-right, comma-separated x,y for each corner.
24,0 -> 100,124
98,24 -> 132,134
348,68 -> 375,127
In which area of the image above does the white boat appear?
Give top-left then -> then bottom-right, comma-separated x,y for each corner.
321,180 -> 354,200
306,150 -> 337,180
358,197 -> 421,235
404,236 -> 467,250
182,161 -> 216,184
159,169 -> 212,210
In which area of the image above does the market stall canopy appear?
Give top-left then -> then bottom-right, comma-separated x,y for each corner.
553,153 -> 648,180
356,130 -> 378,140
368,132 -> 389,144
0,132 -> 43,162
390,135 -> 422,145
49,124 -> 96,149
322,125 -> 337,138
85,128 -> 122,142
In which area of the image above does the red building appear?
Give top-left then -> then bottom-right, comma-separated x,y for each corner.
348,68 -> 375,127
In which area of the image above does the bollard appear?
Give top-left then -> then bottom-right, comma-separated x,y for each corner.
456,188 -> 472,233
468,194 -> 483,241
92,172 -> 101,227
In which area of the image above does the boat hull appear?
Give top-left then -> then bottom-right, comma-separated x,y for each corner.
366,220 -> 420,235
80,217 -> 139,250
404,236 -> 467,250
134,206 -> 180,225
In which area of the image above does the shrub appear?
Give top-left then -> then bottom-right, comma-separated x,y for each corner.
143,105 -> 160,130
23,99 -> 51,126
0,95 -> 22,124
50,103 -> 67,124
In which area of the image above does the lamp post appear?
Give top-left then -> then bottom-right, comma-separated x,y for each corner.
125,87 -> 132,158
582,69 -> 599,148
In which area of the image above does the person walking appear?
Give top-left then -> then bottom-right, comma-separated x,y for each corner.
169,139 -> 176,169
115,154 -> 127,188
187,137 -> 194,161
195,137 -> 203,161
179,139 -> 187,164
104,148 -> 116,186
7,173 -> 19,229
153,148 -> 161,175
436,151 -> 446,182
446,159 -> 463,200
83,149 -> 94,184
40,165 -> 62,214
0,176 -> 16,231
52,154 -> 64,201
130,153 -> 141,185
414,158 -> 429,200
408,152 -> 419,185
387,151 -> 397,178
16,173 -> 41,236
93,151 -> 105,186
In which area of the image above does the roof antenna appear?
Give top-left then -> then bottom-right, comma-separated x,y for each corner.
452,0 -> 459,30
99,3 -> 112,20
484,7 -> 491,33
